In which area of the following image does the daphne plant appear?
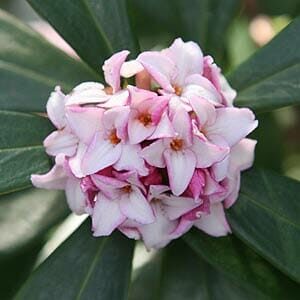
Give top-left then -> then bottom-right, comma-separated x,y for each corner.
0,0 -> 300,299
31,38 -> 258,249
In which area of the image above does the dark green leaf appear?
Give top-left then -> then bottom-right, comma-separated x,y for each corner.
0,243 -> 43,300
128,0 -> 239,65
0,188 -> 68,299
0,188 -> 68,257
257,0 -> 300,16
131,241 -> 266,300
229,17 -> 300,112
16,220 -> 134,300
130,252 -> 163,300
0,9 -> 100,112
184,230 -> 300,299
251,112 -> 284,172
228,168 -> 300,282
203,0 -> 240,64
0,111 -> 53,195
27,0 -> 139,72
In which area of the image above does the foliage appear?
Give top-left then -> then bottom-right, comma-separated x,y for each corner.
0,0 -> 299,299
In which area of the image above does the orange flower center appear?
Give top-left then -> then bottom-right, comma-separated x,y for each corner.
122,185 -> 132,193
138,113 -> 152,126
170,138 -> 184,151
173,85 -> 183,96
109,129 -> 121,145
104,86 -> 113,95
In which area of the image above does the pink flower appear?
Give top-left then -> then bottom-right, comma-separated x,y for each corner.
31,155 -> 86,215
90,171 -> 155,236
136,38 -> 223,107
141,106 -> 229,195
81,106 -> 148,176
31,38 -> 258,249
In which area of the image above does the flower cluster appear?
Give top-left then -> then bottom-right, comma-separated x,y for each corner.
32,38 -> 258,249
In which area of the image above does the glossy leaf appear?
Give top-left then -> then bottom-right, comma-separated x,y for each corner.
0,9 -> 100,112
28,0 -> 139,72
184,230 -> 300,299
257,0 -> 300,16
0,242 -> 43,300
227,168 -> 300,282
0,188 -> 69,298
0,111 -> 53,195
203,0 -> 240,64
128,0 -> 239,65
229,17 -> 300,112
251,112 -> 284,172
130,241 -> 266,300
16,220 -> 134,300
0,188 -> 68,257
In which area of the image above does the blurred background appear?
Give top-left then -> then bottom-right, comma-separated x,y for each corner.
0,0 -> 299,298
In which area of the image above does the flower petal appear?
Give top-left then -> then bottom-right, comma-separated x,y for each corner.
187,169 -> 205,201
189,96 -> 216,127
120,60 -> 144,78
114,144 -> 149,176
92,193 -> 126,236
191,137 -> 229,168
139,202 -> 178,250
163,38 -> 203,85
119,186 -> 155,224
170,218 -> 194,239
149,111 -> 175,140
82,135 -> 122,175
46,86 -> 66,129
118,219 -> 141,240
183,74 -> 222,106
137,51 -> 175,92
65,177 -> 86,215
206,107 -> 258,147
91,174 -> 126,199
44,129 -> 78,157
66,106 -> 104,144
103,106 -> 130,140
194,203 -> 231,237
103,50 -> 129,92
220,74 -> 236,106
141,139 -> 166,168
171,107 -> 192,145
164,148 -> 196,196
68,142 -> 87,178
31,163 -> 67,190
160,194 -> 199,220
128,111 -> 156,144
99,90 -> 129,108
229,138 -> 257,173
223,173 -> 241,209
66,82 -> 108,105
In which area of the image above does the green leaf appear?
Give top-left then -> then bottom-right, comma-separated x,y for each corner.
27,0 -> 140,72
0,188 -> 68,257
184,230 -> 300,299
257,0 -> 300,16
0,188 -> 68,299
227,168 -> 300,282
130,241 -> 267,300
0,9 -> 100,112
130,252 -> 163,300
0,111 -> 53,195
251,112 -> 284,172
16,220 -> 134,300
128,0 -> 239,65
229,17 -> 300,112
203,0 -> 240,64
0,243 -> 43,300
